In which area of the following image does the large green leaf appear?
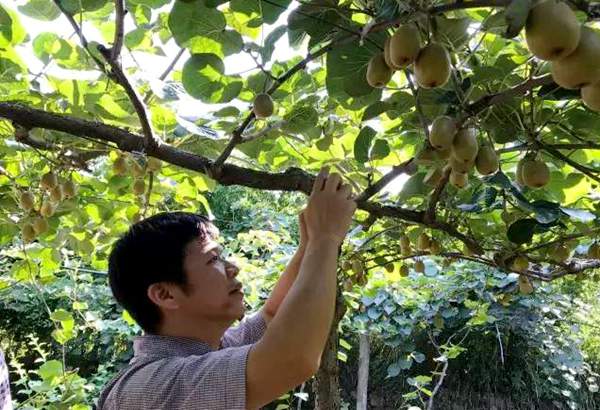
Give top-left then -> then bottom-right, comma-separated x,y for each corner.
168,1 -> 226,46
181,53 -> 243,103
17,0 -> 60,20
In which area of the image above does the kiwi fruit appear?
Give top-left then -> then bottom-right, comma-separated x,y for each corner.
147,157 -> 162,172
131,161 -> 146,177
551,244 -> 570,263
518,275 -> 534,295
384,37 -> 401,70
366,53 -> 393,88
50,185 -> 63,203
19,191 -> 35,211
415,259 -> 425,273
430,239 -> 441,255
133,179 -> 146,196
385,263 -> 395,273
253,93 -> 274,118
450,170 -> 468,188
113,156 -> 128,175
551,26 -> 600,89
40,172 -> 58,191
389,24 -> 421,68
352,259 -> 364,275
32,217 -> 49,235
515,158 -> 527,185
40,201 -> 55,218
581,82 -> 600,112
521,159 -> 550,188
512,255 -> 529,272
475,146 -> 499,175
451,127 -> 479,163
588,243 -> 600,259
429,116 -> 457,150
449,156 -> 474,174
414,43 -> 451,88
417,232 -> 431,251
525,0 -> 581,61
62,180 -> 77,199
399,264 -> 409,277
21,224 -> 36,243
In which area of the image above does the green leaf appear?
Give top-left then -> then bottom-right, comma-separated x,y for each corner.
168,1 -> 226,46
129,0 -> 170,8
354,126 -> 377,163
504,0 -> 532,38
38,360 -> 63,381
507,218 -> 538,244
182,54 -> 243,103
18,0 -> 60,21
0,5 -> 26,46
60,0 -> 108,14
50,309 -> 73,322
371,139 -> 390,160
231,0 -> 292,24
282,106 -> 319,134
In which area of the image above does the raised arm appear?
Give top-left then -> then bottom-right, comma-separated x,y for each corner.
245,167 -> 356,410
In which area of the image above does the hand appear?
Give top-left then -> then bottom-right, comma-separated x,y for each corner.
303,166 -> 357,246
298,210 -> 308,250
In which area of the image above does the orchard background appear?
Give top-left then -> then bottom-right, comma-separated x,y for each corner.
0,0 -> 600,408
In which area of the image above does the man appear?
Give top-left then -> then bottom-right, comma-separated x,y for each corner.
0,349 -> 12,410
97,166 -> 356,409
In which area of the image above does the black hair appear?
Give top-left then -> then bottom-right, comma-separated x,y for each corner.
108,212 -> 218,334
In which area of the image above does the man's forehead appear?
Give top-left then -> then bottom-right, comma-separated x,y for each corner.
190,238 -> 223,254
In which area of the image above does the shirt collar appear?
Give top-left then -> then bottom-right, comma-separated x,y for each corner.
132,334 -> 215,360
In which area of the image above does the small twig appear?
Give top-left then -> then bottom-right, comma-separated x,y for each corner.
356,159 -> 416,202
404,69 -> 430,140
495,323 -> 505,366
424,167 -> 451,224
242,121 -> 287,143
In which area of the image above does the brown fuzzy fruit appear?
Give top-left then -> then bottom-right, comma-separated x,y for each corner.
429,239 -> 441,255
449,170 -> 468,188
32,217 -> 49,235
131,161 -> 146,177
352,259 -> 364,275
366,53 -> 393,88
385,263 -> 395,273
50,185 -> 63,203
253,93 -> 274,118
399,264 -> 409,277
113,156 -> 128,175
133,179 -> 145,196
518,275 -> 534,295
384,37 -> 401,70
414,260 -> 425,273
21,224 -> 36,243
551,27 -> 600,89
414,43 -> 451,89
588,243 -> 600,259
581,82 -> 600,112
147,157 -> 162,172
40,172 -> 58,191
40,201 -> 55,218
525,0 -> 581,61
475,146 -> 499,175
452,127 -> 479,163
449,156 -> 474,174
521,159 -> 550,188
19,191 -> 35,211
515,158 -> 527,185
551,244 -> 570,263
429,116 -> 457,150
389,24 -> 421,68
417,232 -> 431,251
62,181 -> 77,199
512,255 -> 529,272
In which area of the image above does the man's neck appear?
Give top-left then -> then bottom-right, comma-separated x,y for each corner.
156,316 -> 233,349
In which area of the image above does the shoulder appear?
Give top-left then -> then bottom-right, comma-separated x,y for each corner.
98,346 -> 254,410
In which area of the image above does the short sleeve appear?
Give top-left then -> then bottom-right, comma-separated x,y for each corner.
0,350 -> 13,410
108,345 -> 253,410
221,311 -> 267,348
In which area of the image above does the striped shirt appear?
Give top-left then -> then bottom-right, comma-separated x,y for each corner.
0,350 -> 12,410
97,312 -> 267,410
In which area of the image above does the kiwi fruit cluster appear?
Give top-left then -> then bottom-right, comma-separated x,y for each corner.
524,0 -> 600,111
113,154 -> 162,196
420,118 -> 500,189
366,23 -> 451,89
18,171 -> 78,243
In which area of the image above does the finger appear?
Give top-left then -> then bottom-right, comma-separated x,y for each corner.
311,166 -> 329,195
325,173 -> 341,192
339,184 -> 352,199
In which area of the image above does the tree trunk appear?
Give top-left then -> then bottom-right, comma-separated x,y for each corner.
313,291 -> 347,410
356,333 -> 370,410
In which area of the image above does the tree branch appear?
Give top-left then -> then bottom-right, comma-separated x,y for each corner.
111,0 -> 125,62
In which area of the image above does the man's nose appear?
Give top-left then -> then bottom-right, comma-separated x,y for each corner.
225,260 -> 239,278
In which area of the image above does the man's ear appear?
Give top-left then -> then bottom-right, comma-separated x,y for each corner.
147,283 -> 181,311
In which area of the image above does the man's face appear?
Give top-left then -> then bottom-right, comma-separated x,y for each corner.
176,236 -> 245,323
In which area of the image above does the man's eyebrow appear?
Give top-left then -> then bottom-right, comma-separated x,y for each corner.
207,244 -> 224,254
